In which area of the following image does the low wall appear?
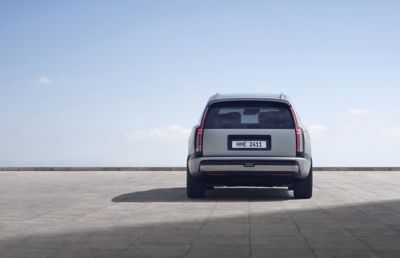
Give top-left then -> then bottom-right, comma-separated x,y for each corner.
1,167 -> 400,171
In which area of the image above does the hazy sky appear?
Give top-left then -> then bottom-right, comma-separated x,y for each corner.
1,1 -> 399,166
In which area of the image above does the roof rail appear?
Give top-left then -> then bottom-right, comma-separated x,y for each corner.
208,93 -> 220,102
279,93 -> 286,100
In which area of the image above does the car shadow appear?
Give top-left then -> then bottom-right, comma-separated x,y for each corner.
111,187 -> 292,202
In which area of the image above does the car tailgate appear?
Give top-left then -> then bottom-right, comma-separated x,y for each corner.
202,129 -> 296,157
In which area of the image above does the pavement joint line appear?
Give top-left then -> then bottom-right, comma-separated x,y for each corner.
183,201 -> 217,257
312,196 -> 381,256
285,200 -> 318,258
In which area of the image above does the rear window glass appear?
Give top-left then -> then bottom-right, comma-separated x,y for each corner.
204,101 -> 295,129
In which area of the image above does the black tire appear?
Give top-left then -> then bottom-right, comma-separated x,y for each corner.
294,166 -> 313,199
186,168 -> 205,198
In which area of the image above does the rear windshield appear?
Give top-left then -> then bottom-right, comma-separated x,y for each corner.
204,101 -> 295,129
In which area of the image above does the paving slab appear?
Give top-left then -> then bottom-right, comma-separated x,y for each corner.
0,171 -> 400,257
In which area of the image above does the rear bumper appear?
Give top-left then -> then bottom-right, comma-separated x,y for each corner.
188,156 -> 311,179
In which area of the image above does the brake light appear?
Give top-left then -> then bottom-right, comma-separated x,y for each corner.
195,127 -> 203,153
296,128 -> 304,153
195,107 -> 208,155
290,107 -> 304,154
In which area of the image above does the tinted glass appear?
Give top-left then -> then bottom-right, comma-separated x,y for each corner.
204,102 -> 295,129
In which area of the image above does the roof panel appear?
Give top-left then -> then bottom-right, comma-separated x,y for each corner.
208,93 -> 290,103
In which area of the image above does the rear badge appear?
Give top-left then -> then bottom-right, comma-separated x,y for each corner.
244,162 -> 255,167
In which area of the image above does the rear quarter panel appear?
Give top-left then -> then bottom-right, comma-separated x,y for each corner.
187,126 -> 198,158
301,125 -> 312,159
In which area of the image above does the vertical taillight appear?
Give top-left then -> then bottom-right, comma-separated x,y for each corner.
296,128 -> 304,153
195,107 -> 208,156
195,128 -> 203,153
290,106 -> 304,155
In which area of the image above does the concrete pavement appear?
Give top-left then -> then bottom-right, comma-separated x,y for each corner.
0,171 -> 400,257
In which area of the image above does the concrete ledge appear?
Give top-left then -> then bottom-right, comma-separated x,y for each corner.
1,166 -> 400,171
0,167 -> 186,171
314,167 -> 400,171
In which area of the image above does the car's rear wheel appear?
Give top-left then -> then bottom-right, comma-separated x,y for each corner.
186,168 -> 205,198
293,166 -> 313,199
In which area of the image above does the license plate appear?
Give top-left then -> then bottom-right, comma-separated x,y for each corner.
231,140 -> 267,149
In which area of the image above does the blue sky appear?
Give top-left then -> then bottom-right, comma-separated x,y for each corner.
1,1 -> 399,166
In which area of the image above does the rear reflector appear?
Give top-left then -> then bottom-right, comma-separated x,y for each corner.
272,173 -> 292,176
207,173 -> 225,176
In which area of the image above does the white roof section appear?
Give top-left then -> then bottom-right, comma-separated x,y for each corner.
208,93 -> 291,104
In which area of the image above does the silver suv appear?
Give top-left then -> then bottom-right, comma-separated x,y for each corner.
187,93 -> 312,199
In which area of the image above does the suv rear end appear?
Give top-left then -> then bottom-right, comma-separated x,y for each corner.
187,94 -> 312,199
